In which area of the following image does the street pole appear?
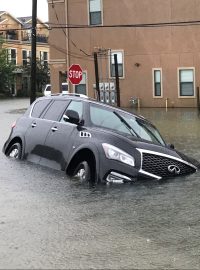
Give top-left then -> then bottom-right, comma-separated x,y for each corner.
94,52 -> 100,101
30,0 -> 37,104
114,54 -> 120,107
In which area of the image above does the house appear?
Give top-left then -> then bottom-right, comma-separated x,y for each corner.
0,11 -> 49,96
47,0 -> 200,108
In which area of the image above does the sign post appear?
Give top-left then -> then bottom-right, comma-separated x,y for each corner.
68,64 -> 83,85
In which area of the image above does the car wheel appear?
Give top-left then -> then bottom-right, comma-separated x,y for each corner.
73,161 -> 91,183
6,142 -> 22,159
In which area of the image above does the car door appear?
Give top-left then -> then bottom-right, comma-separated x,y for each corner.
24,99 -> 53,163
39,100 -> 84,170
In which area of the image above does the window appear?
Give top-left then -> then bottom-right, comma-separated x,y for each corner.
22,50 -> 31,66
179,68 -> 195,97
89,0 -> 102,25
43,100 -> 69,121
31,100 -> 51,118
153,69 -> 162,97
75,72 -> 87,95
40,51 -> 48,67
110,51 -> 124,78
7,49 -> 17,65
90,105 -> 124,131
6,30 -> 17,40
90,104 -> 165,145
64,101 -> 83,119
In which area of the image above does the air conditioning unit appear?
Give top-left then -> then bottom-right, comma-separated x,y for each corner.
110,82 -> 115,91
104,82 -> 110,91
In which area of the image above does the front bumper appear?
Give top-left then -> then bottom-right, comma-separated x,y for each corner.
99,148 -> 197,183
106,171 -> 135,183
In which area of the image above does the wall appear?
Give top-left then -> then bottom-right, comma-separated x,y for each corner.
48,0 -> 200,107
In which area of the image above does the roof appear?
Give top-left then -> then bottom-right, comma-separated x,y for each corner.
17,16 -> 32,24
0,11 -> 6,23
0,11 -> 22,24
40,94 -> 148,122
0,12 -> 48,29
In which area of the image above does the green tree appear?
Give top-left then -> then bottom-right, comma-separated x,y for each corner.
35,60 -> 50,93
0,38 -> 15,95
22,58 -> 50,95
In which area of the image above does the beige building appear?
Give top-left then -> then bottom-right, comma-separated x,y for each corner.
0,11 -> 49,95
48,0 -> 200,107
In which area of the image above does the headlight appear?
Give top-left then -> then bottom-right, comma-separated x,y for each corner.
102,143 -> 135,167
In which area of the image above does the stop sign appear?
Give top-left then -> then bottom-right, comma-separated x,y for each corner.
68,64 -> 83,85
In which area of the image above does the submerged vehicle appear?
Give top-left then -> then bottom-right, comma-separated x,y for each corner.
3,94 -> 198,184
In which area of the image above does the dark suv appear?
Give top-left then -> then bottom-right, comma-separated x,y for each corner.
3,94 -> 198,184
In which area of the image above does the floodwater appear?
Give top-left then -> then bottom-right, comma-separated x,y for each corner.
132,107 -> 200,162
0,99 -> 200,269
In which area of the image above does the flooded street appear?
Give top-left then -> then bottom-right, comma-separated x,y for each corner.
134,107 -> 200,162
0,99 -> 200,269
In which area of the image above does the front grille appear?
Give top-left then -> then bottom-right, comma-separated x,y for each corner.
142,152 -> 196,178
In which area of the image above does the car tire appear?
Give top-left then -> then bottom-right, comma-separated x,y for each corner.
6,142 -> 22,159
73,161 -> 91,183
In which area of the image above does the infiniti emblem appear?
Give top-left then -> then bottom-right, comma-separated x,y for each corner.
168,165 -> 181,175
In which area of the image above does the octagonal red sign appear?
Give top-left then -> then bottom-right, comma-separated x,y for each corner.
68,64 -> 83,85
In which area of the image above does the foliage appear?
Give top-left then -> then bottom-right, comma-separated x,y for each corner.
16,89 -> 28,97
22,59 -> 50,94
0,37 -> 49,97
36,91 -> 44,97
0,38 -> 15,94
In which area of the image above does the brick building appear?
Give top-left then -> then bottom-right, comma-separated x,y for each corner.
48,0 -> 200,107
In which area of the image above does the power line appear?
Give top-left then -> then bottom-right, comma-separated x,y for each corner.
49,43 -> 94,62
47,20 -> 200,29
1,42 -> 94,63
51,0 -> 91,57
2,18 -> 200,32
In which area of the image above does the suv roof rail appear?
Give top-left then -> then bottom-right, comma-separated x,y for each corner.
50,93 -> 88,98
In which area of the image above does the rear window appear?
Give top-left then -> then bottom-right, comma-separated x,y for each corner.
31,99 -> 51,118
45,85 -> 51,92
61,84 -> 68,91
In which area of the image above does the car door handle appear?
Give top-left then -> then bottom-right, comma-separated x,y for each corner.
51,127 -> 58,132
31,123 -> 37,128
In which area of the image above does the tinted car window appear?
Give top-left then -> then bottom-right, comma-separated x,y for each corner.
61,83 -> 68,91
31,99 -> 51,118
60,100 -> 83,123
43,100 -> 69,121
90,105 -> 128,133
65,100 -> 83,118
46,85 -> 51,91
90,104 -> 165,145
119,111 -> 165,145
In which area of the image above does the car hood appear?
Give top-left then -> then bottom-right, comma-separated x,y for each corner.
90,126 -> 196,163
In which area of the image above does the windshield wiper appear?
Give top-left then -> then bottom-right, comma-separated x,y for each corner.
113,111 -> 139,138
136,119 -> 161,144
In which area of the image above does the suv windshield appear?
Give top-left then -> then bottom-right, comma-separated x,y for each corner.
90,104 -> 165,146
118,111 -> 165,145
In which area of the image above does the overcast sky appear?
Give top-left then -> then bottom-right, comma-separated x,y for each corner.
1,0 -> 48,22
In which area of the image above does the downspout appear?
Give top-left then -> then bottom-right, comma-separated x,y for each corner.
65,0 -> 71,92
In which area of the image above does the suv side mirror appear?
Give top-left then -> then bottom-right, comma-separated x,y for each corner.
63,110 -> 80,125
167,143 -> 175,149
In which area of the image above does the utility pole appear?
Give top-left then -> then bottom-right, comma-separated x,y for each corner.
114,54 -> 120,107
30,0 -> 37,104
94,52 -> 100,101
